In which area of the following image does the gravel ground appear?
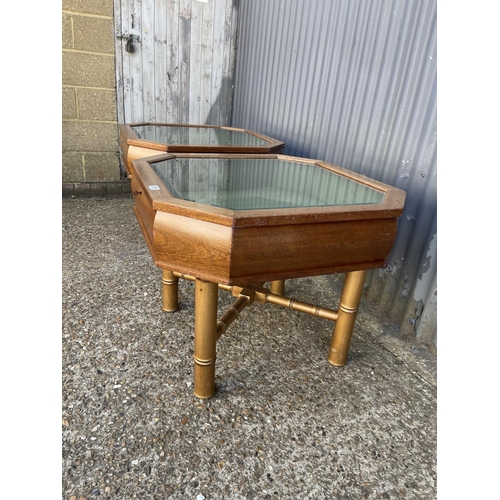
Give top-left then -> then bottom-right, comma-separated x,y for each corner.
62,195 -> 437,500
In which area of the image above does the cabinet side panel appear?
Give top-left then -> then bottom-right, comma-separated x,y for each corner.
229,218 -> 398,282
153,212 -> 232,283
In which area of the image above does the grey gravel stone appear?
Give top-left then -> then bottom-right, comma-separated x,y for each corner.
62,195 -> 436,500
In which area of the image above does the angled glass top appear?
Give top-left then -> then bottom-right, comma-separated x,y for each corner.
131,125 -> 270,147
150,157 -> 384,210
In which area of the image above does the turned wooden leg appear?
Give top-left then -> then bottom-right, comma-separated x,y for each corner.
269,280 -> 285,296
328,270 -> 367,366
162,269 -> 178,312
193,278 -> 218,399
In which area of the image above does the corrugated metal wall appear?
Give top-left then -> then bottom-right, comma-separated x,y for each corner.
232,0 -> 437,347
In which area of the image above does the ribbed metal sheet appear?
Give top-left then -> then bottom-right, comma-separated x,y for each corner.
232,0 -> 437,347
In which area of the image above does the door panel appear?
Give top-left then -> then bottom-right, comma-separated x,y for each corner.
114,0 -> 239,125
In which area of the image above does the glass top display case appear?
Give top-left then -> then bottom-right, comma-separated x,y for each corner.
149,156 -> 385,210
118,123 -> 285,177
129,152 -> 406,285
128,152 -> 406,399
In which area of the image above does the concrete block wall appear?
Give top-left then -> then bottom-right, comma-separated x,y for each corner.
62,0 -> 130,197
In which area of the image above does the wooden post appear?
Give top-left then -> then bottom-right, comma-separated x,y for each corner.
161,269 -> 178,312
328,270 -> 367,366
193,279 -> 219,398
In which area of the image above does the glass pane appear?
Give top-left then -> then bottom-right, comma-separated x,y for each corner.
131,125 -> 269,147
151,157 -> 384,210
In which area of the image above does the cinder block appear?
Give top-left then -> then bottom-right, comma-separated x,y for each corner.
63,87 -> 77,119
62,0 -> 113,17
62,181 -> 132,197
89,183 -> 108,197
107,181 -> 132,195
62,122 -> 119,152
72,15 -> 115,54
62,13 -> 73,49
78,88 -> 117,121
84,152 -> 121,182
62,51 -> 115,88
73,183 -> 92,197
62,184 -> 76,197
63,152 -> 85,183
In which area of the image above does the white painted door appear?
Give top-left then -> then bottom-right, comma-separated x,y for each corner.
113,0 -> 239,125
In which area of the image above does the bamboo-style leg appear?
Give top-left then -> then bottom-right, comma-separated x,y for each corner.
162,269 -> 178,312
328,270 -> 367,366
269,280 -> 285,296
194,278 -> 219,399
